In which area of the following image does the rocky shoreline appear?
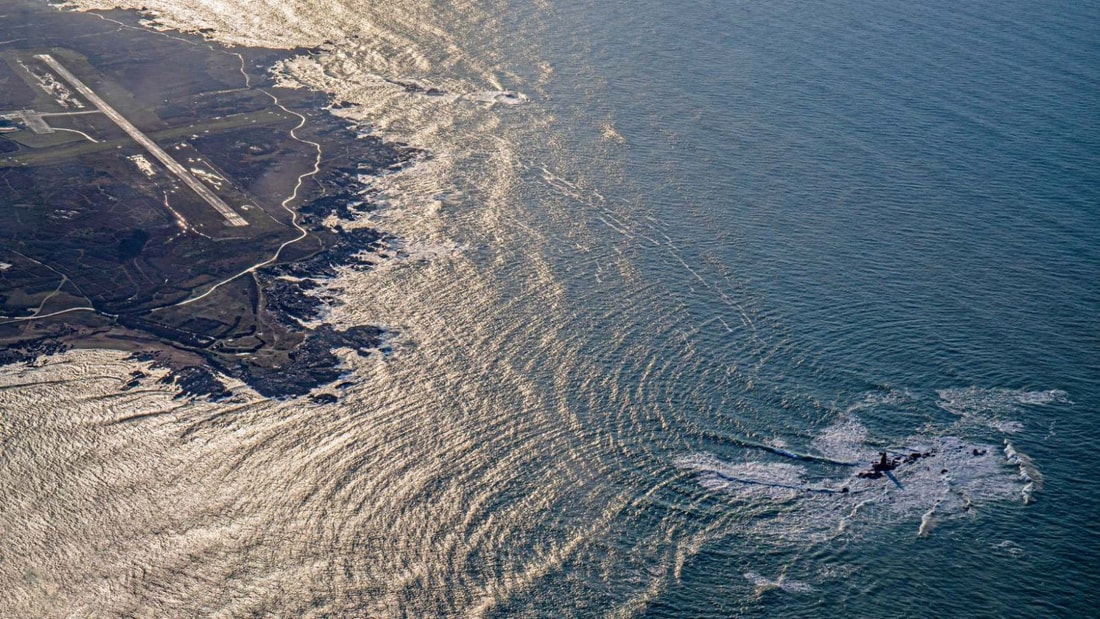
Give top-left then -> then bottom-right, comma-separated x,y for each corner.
0,1 -> 420,400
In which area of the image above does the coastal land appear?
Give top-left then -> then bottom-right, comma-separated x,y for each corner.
0,1 -> 414,398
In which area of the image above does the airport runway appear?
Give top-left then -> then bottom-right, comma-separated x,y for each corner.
35,54 -> 249,227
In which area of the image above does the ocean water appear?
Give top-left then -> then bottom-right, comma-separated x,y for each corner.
2,0 -> 1098,616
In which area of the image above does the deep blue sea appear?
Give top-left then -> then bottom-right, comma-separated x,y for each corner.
520,1 -> 1100,615
591,0 -> 1100,614
2,0 -> 1097,615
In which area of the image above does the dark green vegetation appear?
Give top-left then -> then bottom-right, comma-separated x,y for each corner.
0,2 -> 411,397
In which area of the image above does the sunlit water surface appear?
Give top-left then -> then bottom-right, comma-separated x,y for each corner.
3,0 -> 1098,616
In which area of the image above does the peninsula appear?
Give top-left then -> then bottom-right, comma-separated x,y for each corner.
0,2 -> 412,397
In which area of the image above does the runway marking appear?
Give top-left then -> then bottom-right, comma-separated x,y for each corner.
34,54 -> 249,227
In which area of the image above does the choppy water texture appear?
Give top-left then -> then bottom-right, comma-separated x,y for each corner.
3,0 -> 1099,616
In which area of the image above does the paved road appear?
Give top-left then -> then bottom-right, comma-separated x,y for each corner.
17,110 -> 54,134
35,54 -> 249,227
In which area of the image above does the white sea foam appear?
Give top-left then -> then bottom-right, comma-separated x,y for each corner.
743,571 -> 815,594
810,416 -> 868,463
937,387 -> 1070,434
844,388 -> 914,414
992,539 -> 1025,558
674,454 -> 806,501
465,90 -> 529,105
938,387 -> 1070,416
677,418 -> 1040,541
1004,440 -> 1043,503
